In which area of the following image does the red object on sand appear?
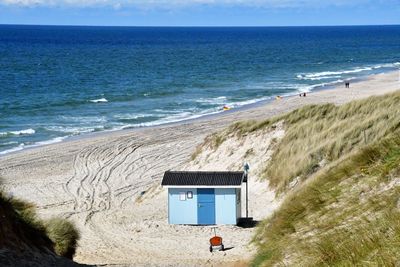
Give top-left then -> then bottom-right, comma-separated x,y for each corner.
210,236 -> 222,246
209,228 -> 224,252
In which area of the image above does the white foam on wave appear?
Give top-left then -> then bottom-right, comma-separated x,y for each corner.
153,109 -> 179,114
118,110 -> 221,129
301,67 -> 372,79
113,113 -> 163,120
89,98 -> 108,103
226,96 -> 273,108
34,136 -> 68,146
0,144 -> 25,155
298,62 -> 400,81
0,141 -> 18,146
311,78 -> 357,90
45,125 -> 104,134
298,75 -> 342,81
0,136 -> 69,156
293,78 -> 356,93
0,128 -> 36,136
195,96 -> 228,105
60,115 -> 107,123
373,62 -> 400,69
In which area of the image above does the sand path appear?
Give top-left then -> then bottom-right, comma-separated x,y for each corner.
0,72 -> 399,266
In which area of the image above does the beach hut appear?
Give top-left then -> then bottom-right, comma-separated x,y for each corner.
161,171 -> 246,225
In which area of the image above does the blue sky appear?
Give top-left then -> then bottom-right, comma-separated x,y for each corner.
0,0 -> 399,26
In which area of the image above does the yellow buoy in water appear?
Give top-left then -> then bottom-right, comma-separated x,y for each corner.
223,106 -> 231,111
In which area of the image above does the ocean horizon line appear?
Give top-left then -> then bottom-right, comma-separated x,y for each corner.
1,23 -> 400,28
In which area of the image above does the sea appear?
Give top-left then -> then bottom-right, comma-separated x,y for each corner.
1,25 -> 400,155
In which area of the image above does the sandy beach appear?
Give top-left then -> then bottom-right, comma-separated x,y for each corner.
0,71 -> 399,266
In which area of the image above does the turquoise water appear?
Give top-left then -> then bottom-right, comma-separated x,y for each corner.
1,25 -> 400,155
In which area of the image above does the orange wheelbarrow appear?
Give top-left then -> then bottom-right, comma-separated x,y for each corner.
209,227 -> 224,252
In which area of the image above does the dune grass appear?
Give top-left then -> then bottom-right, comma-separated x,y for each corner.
194,91 -> 400,193
263,92 -> 400,192
8,197 -> 47,231
251,130 -> 400,266
0,184 -> 80,259
0,186 -> 45,234
45,218 -> 80,259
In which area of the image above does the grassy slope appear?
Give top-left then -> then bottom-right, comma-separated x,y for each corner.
253,134 -> 400,266
0,187 -> 80,260
249,92 -> 400,266
194,91 -> 400,266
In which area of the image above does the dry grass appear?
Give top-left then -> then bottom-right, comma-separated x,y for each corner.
8,197 -> 47,232
252,132 -> 400,266
0,183 -> 80,259
45,218 -> 80,259
264,92 -> 400,192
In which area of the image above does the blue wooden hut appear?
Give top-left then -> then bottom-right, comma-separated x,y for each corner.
161,171 -> 246,225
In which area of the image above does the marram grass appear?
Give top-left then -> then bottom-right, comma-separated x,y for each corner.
249,92 -> 400,266
45,217 -> 80,259
0,184 -> 80,259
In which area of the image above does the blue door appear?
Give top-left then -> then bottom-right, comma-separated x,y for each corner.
197,188 -> 215,225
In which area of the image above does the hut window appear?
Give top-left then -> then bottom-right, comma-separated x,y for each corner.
187,191 -> 193,199
179,192 -> 186,201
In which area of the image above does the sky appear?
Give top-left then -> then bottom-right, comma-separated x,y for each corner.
0,0 -> 399,26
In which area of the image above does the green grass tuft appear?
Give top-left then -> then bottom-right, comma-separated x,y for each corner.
9,197 -> 46,232
0,182 -> 80,260
45,218 -> 80,259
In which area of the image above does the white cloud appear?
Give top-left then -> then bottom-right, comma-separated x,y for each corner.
0,0 -> 373,9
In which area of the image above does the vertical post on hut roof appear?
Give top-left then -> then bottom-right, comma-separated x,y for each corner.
244,162 -> 250,218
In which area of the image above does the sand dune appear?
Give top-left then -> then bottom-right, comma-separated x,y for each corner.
0,71 -> 399,266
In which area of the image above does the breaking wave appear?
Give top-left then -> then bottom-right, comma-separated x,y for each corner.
89,98 -> 108,103
0,129 -> 36,137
